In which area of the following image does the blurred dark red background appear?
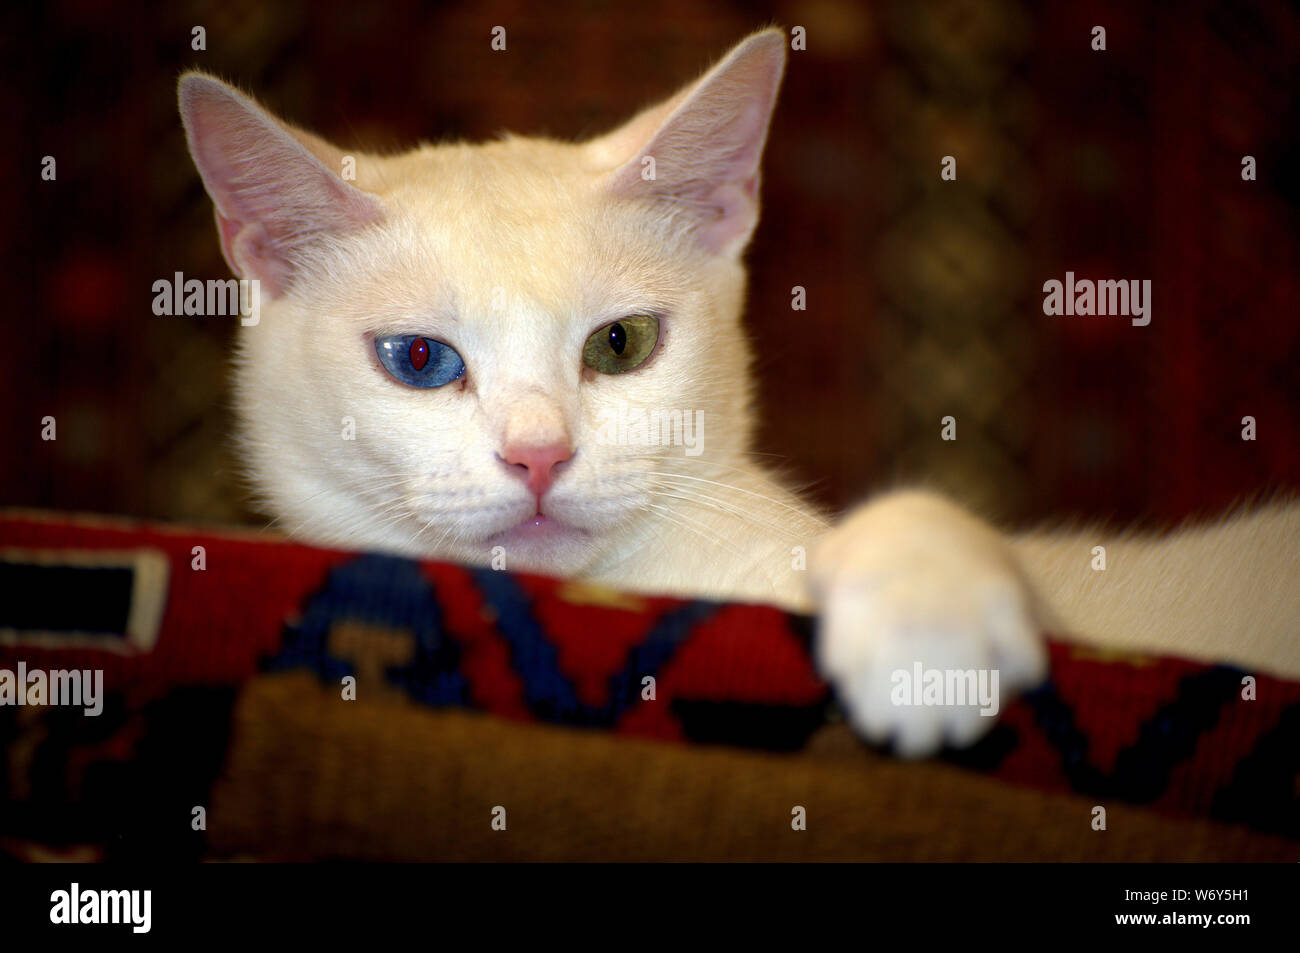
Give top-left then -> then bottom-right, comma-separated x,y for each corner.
5,0 -> 1299,531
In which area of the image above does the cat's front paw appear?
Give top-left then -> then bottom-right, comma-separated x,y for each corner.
810,492 -> 1048,757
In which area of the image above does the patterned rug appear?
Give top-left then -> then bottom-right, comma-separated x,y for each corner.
1,511 -> 1296,860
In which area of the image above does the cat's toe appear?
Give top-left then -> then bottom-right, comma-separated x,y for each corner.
822,622 -> 996,757
816,572 -> 1047,758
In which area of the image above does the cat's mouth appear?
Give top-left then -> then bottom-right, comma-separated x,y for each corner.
489,511 -> 586,548
512,514 -> 558,537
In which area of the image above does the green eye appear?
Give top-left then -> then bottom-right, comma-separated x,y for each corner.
583,314 -> 659,374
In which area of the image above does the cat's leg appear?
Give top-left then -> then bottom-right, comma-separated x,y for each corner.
809,489 -> 1048,757
810,491 -> 1300,756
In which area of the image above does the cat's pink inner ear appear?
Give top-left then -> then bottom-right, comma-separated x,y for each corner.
603,29 -> 787,257
178,74 -> 382,297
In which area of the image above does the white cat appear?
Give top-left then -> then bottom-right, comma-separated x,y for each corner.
179,29 -> 1299,756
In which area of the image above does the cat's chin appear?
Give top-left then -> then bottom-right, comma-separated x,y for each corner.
484,515 -> 595,575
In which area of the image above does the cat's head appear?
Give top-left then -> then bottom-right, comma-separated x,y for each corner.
179,29 -> 786,575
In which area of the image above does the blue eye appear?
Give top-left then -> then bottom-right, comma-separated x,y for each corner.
375,334 -> 465,388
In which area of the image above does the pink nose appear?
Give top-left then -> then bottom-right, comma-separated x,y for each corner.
501,441 -> 573,497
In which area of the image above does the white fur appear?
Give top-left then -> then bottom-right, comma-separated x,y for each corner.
180,30 -> 1300,757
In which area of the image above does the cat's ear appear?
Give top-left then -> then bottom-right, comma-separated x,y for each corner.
178,73 -> 382,296
593,29 -> 786,258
